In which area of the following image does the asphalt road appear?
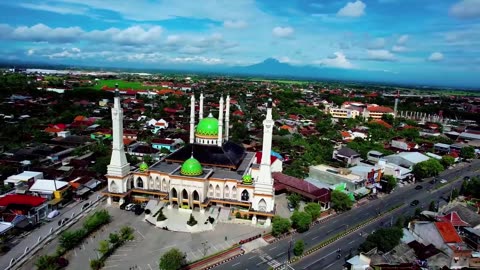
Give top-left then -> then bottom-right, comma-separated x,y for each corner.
221,160 -> 480,270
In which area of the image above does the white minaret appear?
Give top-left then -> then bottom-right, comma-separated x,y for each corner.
252,97 -> 275,223
393,90 -> 399,119
199,92 -> 204,120
225,94 -> 230,141
217,96 -> 224,146
107,84 -> 130,178
189,94 -> 195,144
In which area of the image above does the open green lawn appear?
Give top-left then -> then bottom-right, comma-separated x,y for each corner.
249,78 -> 310,85
93,79 -> 153,90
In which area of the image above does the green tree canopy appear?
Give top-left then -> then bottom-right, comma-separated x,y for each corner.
441,155 -> 455,168
382,175 -> 397,193
271,216 -> 291,237
359,227 -> 403,253
287,193 -> 302,209
304,203 -> 322,220
293,240 -> 305,256
290,211 -> 312,233
159,248 -> 185,270
462,176 -> 480,198
412,158 -> 444,179
331,190 -> 353,212
460,146 -> 476,160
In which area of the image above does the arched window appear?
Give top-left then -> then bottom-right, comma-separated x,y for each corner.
182,189 -> 188,200
136,177 -> 144,188
224,185 -> 230,199
258,199 -> 267,212
215,185 -> 221,198
208,184 -> 214,197
162,178 -> 167,191
155,177 -> 160,190
171,188 -> 177,198
192,190 -> 200,201
232,186 -> 237,199
149,176 -> 154,189
241,190 -> 249,201
109,181 -> 118,193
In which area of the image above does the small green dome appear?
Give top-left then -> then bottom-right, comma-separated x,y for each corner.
139,162 -> 149,172
242,174 -> 253,185
181,157 -> 203,176
196,114 -> 218,137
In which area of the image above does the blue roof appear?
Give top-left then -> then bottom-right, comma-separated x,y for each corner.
271,150 -> 283,161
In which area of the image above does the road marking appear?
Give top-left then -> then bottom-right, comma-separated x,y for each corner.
248,256 -> 257,260
302,250 -> 337,269
325,262 -> 335,269
148,264 -> 153,270
269,246 -> 277,251
232,262 -> 241,267
347,239 -> 357,245
74,249 -> 77,256
103,265 -> 119,269
312,235 -> 320,240
111,254 -> 128,257
136,228 -> 146,239
276,252 -> 286,257
331,219 -> 338,224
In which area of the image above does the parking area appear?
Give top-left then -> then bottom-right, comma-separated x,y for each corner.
275,193 -> 306,219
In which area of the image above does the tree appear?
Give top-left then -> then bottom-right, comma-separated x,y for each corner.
451,188 -> 459,201
460,146 -> 476,160
441,155 -> 455,168
159,248 -> 185,270
91,156 -> 110,175
395,215 -> 406,228
119,226 -> 135,241
271,216 -> 291,237
287,193 -> 302,210
293,240 -> 305,256
359,227 -> 403,253
382,175 -> 397,193
412,158 -> 444,179
35,255 -> 58,270
461,176 -> 480,198
331,190 -> 353,212
98,240 -> 110,256
381,114 -> 394,125
429,201 -> 437,212
143,155 -> 153,165
290,211 -> 312,233
304,203 -> 322,220
187,214 -> 197,226
108,232 -> 120,245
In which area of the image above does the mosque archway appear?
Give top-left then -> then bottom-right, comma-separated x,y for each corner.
215,185 -> 221,198
208,184 -> 214,197
149,177 -> 154,189
110,181 -> 118,193
155,177 -> 160,190
182,189 -> 189,200
136,177 -> 144,188
224,185 -> 230,199
192,190 -> 200,201
232,186 -> 237,199
162,179 -> 167,191
241,190 -> 249,201
258,199 -> 267,212
171,188 -> 178,199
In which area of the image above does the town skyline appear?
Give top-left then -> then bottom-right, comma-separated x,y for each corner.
1,0 -> 480,87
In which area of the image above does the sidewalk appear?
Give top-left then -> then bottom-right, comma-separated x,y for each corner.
183,247 -> 244,270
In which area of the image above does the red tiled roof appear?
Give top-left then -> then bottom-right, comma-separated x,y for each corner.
0,194 -> 47,208
233,110 -> 244,116
255,152 -> 278,164
369,119 -> 393,129
123,138 -> 135,146
341,131 -> 351,138
44,127 -> 63,133
367,106 -> 394,113
272,172 -> 330,203
435,222 -> 462,243
437,211 -> 470,227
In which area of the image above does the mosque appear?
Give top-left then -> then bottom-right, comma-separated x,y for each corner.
103,87 -> 276,225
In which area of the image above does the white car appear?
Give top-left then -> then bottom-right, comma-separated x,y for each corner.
125,203 -> 135,211
440,179 -> 447,184
47,210 -> 60,219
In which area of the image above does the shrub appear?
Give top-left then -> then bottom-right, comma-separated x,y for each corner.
235,212 -> 241,218
119,226 -> 135,241
290,211 -> 312,233
293,240 -> 305,256
243,214 -> 248,219
157,209 -> 167,221
159,248 -> 185,270
271,216 -> 291,237
187,214 -> 198,226
208,216 -> 215,224
90,259 -> 104,270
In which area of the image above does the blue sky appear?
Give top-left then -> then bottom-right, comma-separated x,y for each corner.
0,0 -> 479,87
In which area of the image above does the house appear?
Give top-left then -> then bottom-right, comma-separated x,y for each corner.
28,179 -> 70,201
306,164 -> 368,197
346,253 -> 371,270
390,138 -> 419,151
329,107 -> 360,119
364,105 -> 394,119
434,143 -> 451,154
383,152 -> 430,169
341,131 -> 353,141
332,147 -> 361,166
123,129 -> 139,140
367,150 -> 385,163
5,171 -> 43,188
151,138 -> 183,152
254,151 -> 283,172
0,194 -> 48,224
377,159 -> 413,181
127,142 -> 160,160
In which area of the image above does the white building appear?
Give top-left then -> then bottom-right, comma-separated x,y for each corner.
104,88 -> 275,225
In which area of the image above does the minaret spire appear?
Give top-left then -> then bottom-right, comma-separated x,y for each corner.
199,92 -> 204,120
225,94 -> 230,141
217,95 -> 224,147
260,98 -> 273,167
107,83 -> 130,177
189,93 -> 195,144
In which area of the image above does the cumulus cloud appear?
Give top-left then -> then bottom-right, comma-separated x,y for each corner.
367,37 -> 385,49
26,49 -> 35,56
367,49 -> 396,61
450,0 -> 480,19
272,26 -> 294,38
314,52 -> 353,69
8,24 -> 83,43
87,26 -> 163,45
427,52 -> 444,62
169,56 -> 223,65
223,20 -> 248,29
391,45 -> 407,52
337,0 -> 366,17
397,35 -> 409,45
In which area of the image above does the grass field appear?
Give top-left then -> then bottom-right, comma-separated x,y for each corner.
249,78 -> 310,85
93,79 -> 152,90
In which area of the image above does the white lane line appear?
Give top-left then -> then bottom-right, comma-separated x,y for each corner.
347,239 -> 357,245
269,246 -> 277,251
136,228 -> 146,239
148,264 -> 153,270
302,250 -> 337,269
248,256 -> 257,260
232,262 -> 241,267
325,262 -> 335,269
102,265 -> 119,269
312,235 -> 320,240
276,252 -> 286,257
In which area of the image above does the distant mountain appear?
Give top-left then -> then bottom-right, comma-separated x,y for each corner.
229,58 -> 318,77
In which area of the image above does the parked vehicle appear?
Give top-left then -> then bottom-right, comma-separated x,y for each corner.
120,202 -> 128,210
287,203 -> 295,212
125,203 -> 135,211
410,200 -> 420,206
440,179 -> 447,184
415,185 -> 423,190
47,210 -> 60,219
134,207 -> 144,215
141,202 -> 147,209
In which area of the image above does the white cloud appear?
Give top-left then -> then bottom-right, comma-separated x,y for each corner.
427,52 -> 444,62
397,35 -> 409,45
87,26 -> 163,45
392,45 -> 407,52
272,26 -> 294,38
10,24 -> 83,43
169,56 -> 223,65
337,0 -> 366,17
367,37 -> 385,49
314,52 -> 353,69
367,49 -> 396,61
19,2 -> 89,16
26,49 -> 35,56
450,0 -> 480,19
223,20 -> 248,29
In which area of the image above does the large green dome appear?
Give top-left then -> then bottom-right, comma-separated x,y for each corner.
139,162 -> 149,172
180,157 -> 203,176
196,114 -> 218,137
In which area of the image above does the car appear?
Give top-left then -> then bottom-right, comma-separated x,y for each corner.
58,217 -> 70,226
464,176 -> 471,181
120,202 -> 128,210
410,200 -> 420,206
82,202 -> 90,209
125,203 -> 135,211
134,207 -> 145,215
131,204 -> 141,212
47,210 -> 60,219
415,185 -> 423,190
287,203 -> 295,212
141,202 -> 147,209
440,179 -> 447,184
